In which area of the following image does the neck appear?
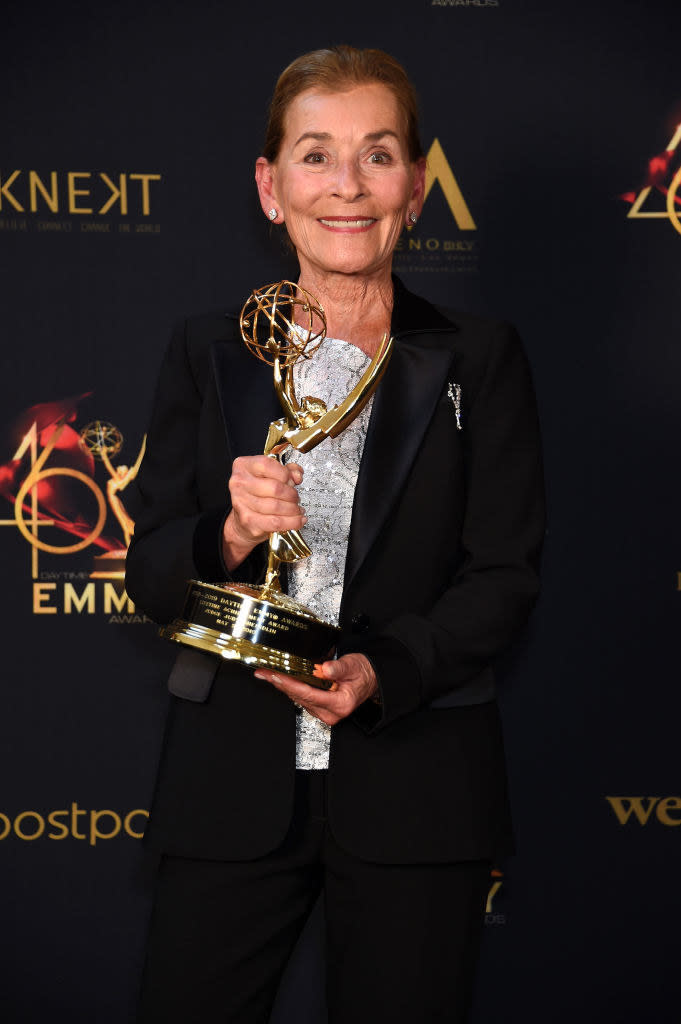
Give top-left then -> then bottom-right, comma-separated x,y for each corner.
295,267 -> 393,357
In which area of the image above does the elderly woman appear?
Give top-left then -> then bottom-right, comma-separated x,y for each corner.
128,45 -> 544,1024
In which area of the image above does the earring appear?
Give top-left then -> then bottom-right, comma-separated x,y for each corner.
408,211 -> 417,225
268,208 -> 278,221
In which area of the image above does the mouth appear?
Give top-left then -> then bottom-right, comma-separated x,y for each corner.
318,217 -> 377,231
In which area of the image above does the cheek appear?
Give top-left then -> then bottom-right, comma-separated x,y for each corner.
279,171 -> 319,212
382,191 -> 410,230
379,177 -> 412,214
396,177 -> 414,207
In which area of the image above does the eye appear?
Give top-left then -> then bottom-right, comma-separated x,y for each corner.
368,151 -> 392,164
304,151 -> 327,164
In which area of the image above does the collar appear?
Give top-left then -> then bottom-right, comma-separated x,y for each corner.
390,274 -> 458,337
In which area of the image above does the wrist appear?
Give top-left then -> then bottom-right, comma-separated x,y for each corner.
222,511 -> 256,572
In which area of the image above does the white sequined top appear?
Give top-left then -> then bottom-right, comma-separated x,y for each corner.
285,336 -> 373,770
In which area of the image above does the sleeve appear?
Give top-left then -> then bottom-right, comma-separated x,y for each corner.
347,323 -> 546,733
125,320 -> 267,624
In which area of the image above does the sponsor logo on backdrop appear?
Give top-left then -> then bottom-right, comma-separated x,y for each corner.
0,804 -> 148,845
431,0 -> 500,7
393,138 -> 478,275
0,395 -> 148,621
606,796 -> 681,826
0,169 -> 161,235
620,123 -> 681,236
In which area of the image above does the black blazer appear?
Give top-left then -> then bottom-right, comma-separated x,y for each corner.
126,278 -> 545,864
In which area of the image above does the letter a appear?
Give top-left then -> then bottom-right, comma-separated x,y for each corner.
423,139 -> 476,230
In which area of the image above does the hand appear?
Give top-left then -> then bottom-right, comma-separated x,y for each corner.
223,455 -> 306,571
253,653 -> 379,726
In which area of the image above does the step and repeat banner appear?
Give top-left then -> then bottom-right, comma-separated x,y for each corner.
2,1 -> 679,1020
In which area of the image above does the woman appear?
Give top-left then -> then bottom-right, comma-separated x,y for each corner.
128,45 -> 545,1024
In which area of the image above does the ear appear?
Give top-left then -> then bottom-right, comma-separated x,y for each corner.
255,157 -> 281,221
410,157 -> 427,216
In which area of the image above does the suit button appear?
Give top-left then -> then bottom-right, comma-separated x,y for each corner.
351,612 -> 371,633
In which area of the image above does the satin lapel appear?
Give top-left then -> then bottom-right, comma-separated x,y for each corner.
210,319 -> 281,457
344,335 -> 456,593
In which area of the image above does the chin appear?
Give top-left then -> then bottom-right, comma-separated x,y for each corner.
310,250 -> 388,278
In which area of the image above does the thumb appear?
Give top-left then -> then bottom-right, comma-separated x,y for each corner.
316,653 -> 365,683
315,658 -> 347,682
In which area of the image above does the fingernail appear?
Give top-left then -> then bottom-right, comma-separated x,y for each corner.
302,516 -> 308,525
299,506 -> 306,516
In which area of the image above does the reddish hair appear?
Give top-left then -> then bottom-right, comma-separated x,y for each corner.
262,46 -> 423,163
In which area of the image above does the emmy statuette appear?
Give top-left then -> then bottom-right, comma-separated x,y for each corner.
78,421 -> 146,580
161,282 -> 393,688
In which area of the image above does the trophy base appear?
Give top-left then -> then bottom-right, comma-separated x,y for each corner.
160,580 -> 340,690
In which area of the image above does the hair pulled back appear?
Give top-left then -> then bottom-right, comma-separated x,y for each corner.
262,46 -> 423,164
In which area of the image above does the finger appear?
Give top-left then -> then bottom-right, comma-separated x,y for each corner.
252,669 -> 352,727
321,653 -> 374,681
253,669 -> 338,698
261,513 -> 308,533
317,659 -> 352,683
250,458 -> 304,491
230,481 -> 305,534
228,516 -> 304,547
239,509 -> 307,535
239,493 -> 306,517
248,455 -> 299,483
287,463 -> 304,485
231,474 -> 301,504
316,656 -> 377,706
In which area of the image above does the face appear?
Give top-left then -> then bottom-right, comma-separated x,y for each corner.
256,83 -> 425,282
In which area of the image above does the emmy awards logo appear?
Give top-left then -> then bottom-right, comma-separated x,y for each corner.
161,281 -> 393,687
2,397 -> 146,588
78,421 -> 146,579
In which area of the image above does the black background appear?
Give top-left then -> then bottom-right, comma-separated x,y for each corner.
2,0 -> 680,1019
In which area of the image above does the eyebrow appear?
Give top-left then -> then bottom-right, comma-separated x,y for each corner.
293,129 -> 401,147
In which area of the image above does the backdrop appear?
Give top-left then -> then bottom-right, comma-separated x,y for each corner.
2,1 -> 679,1020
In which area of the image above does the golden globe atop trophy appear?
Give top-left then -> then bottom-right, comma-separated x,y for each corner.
160,281 -> 393,688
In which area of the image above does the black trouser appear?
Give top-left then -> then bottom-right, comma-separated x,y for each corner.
138,770 -> 490,1024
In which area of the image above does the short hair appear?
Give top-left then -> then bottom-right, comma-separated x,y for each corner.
262,46 -> 424,163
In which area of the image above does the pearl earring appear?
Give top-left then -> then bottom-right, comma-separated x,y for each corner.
268,208 -> 278,221
409,211 -> 417,225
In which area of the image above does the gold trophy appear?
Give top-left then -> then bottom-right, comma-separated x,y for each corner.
160,281 -> 393,688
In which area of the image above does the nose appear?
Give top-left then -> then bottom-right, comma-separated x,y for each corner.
331,157 -> 365,202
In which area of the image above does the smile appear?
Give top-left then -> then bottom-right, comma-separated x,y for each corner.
318,218 -> 376,230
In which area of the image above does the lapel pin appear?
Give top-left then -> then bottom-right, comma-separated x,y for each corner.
447,381 -> 462,430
